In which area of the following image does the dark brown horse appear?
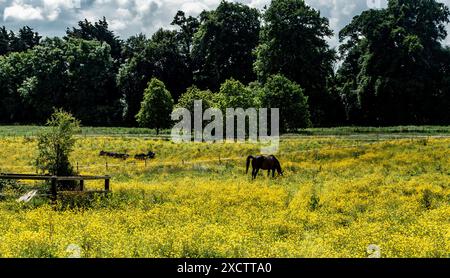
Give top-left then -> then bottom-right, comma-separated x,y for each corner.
246,155 -> 283,179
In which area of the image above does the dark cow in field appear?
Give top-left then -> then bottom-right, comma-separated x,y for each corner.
134,151 -> 156,160
99,151 -> 129,160
114,153 -> 129,160
134,154 -> 147,160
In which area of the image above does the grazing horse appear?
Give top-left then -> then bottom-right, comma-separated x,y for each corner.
246,155 -> 283,180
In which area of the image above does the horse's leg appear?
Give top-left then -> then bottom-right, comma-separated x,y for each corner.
254,168 -> 260,179
267,170 -> 270,177
252,168 -> 256,179
272,168 -> 275,177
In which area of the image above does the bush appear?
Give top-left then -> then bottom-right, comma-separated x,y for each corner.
35,109 -> 80,190
0,179 -> 21,192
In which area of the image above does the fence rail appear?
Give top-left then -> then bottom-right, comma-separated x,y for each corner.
0,173 -> 111,201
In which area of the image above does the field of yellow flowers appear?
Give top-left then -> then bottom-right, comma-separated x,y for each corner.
0,133 -> 449,258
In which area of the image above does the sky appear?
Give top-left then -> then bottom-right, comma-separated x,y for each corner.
1,0 -> 449,48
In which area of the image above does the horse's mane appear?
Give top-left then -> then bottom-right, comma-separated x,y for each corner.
271,155 -> 282,174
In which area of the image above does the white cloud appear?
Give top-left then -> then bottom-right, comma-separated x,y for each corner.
180,2 -> 208,14
110,18 -> 126,30
115,7 -> 131,18
42,0 -> 77,9
115,0 -> 130,7
134,0 -> 152,14
3,2 -> 44,21
46,7 -> 60,20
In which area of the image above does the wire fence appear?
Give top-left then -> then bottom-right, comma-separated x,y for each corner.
1,134 -> 447,176
0,140 -> 390,174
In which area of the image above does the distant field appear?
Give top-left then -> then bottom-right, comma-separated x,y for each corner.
0,126 -> 160,137
0,125 -> 449,137
0,127 -> 449,258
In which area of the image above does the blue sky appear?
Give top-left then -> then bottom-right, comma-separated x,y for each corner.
1,0 -> 449,48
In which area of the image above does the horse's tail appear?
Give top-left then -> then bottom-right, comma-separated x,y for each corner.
246,156 -> 254,174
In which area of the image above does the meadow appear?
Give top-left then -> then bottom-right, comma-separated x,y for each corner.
0,127 -> 449,258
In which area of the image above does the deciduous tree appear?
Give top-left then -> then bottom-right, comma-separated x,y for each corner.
192,1 -> 260,91
136,78 -> 174,134
254,0 -> 336,126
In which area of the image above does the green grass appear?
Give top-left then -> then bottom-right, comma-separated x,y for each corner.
0,125 -> 449,137
0,126 -> 164,137
298,125 -> 450,135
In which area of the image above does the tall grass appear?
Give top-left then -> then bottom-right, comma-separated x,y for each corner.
0,131 -> 449,258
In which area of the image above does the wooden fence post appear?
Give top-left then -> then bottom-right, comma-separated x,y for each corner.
105,177 -> 110,191
79,179 -> 84,191
51,176 -> 57,202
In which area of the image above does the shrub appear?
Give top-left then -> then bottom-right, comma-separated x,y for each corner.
35,109 -> 80,190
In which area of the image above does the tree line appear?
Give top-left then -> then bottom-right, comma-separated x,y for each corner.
1,0 -> 449,130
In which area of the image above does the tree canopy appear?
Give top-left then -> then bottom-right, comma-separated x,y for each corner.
337,0 -> 450,125
192,1 -> 260,91
117,29 -> 192,125
66,17 -> 122,62
0,26 -> 41,55
136,78 -> 174,134
254,0 -> 337,125
1,0 -> 450,128
259,74 -> 311,131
